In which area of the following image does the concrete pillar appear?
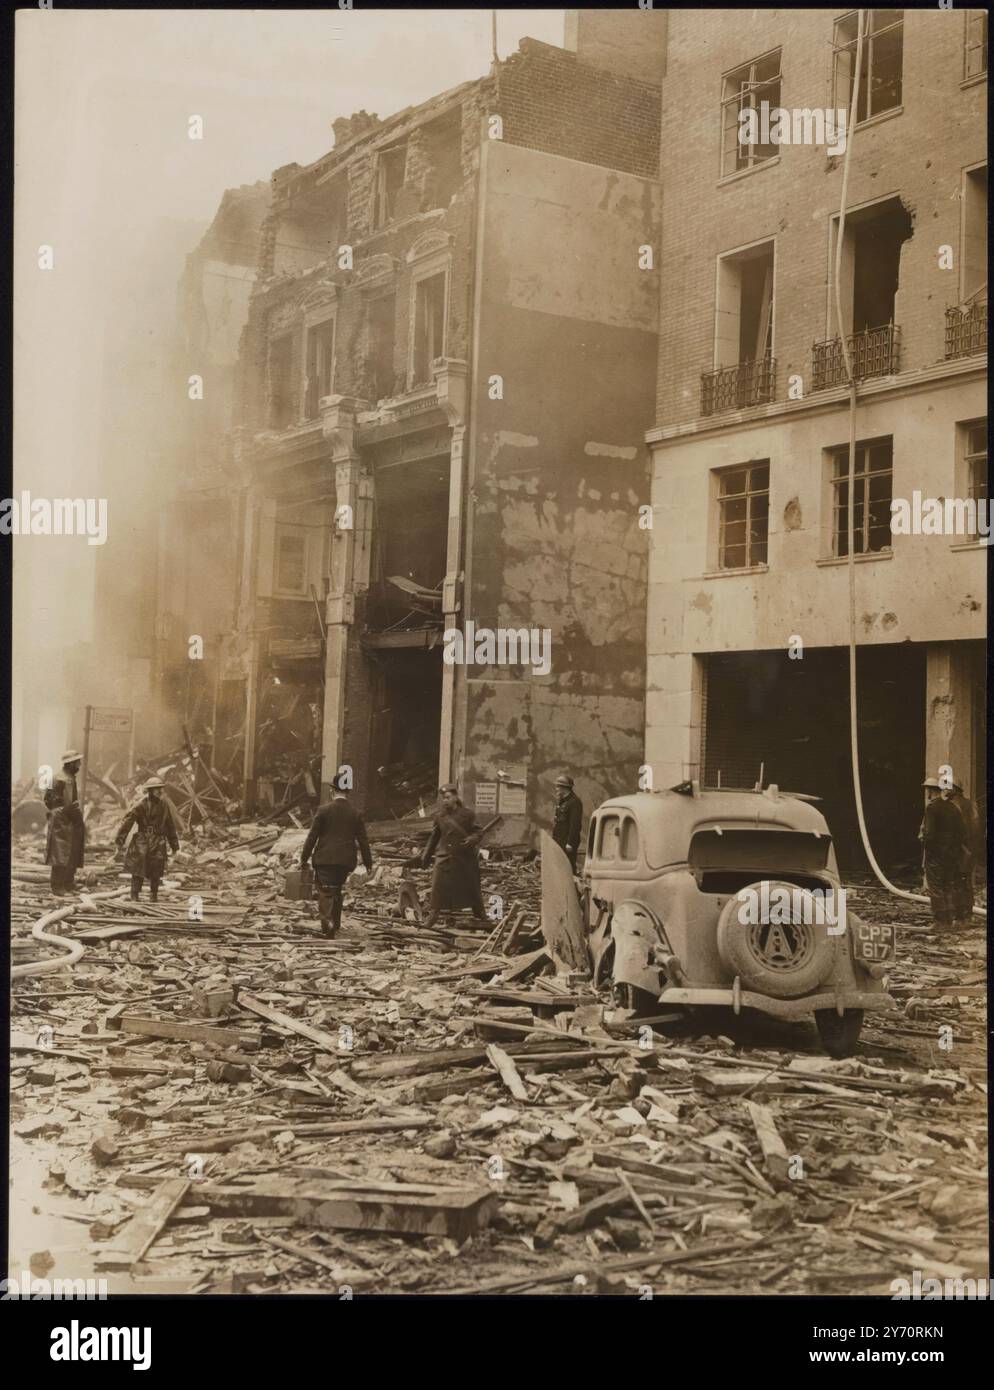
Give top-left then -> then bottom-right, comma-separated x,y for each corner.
644,651 -> 704,790
925,643 -> 976,795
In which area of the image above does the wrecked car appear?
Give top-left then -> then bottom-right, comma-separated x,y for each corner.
545,781 -> 895,1057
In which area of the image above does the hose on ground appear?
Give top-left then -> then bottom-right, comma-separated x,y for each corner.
11,888 -> 130,979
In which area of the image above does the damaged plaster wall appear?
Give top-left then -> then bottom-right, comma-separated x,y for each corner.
459,141 -> 661,837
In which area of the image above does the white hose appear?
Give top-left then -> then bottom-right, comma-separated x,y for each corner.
834,15 -> 983,918
11,888 -> 129,978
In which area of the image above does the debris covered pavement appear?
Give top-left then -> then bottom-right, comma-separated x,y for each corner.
10,821 -> 988,1296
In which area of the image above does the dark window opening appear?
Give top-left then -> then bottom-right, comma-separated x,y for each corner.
829,436 -> 893,557
717,461 -> 769,569
962,166 -> 987,303
849,202 -> 913,334
834,10 -> 904,123
305,321 -> 335,419
274,526 -> 307,595
412,274 -> 446,387
374,145 -> 407,229
366,295 -> 396,402
269,335 -> 296,430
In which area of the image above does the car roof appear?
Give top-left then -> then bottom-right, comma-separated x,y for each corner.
592,788 -> 832,864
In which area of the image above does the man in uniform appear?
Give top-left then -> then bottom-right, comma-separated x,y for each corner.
300,774 -> 372,936
420,783 -> 487,929
115,777 -> 180,901
921,776 -> 971,931
44,749 -> 86,895
552,773 -> 583,872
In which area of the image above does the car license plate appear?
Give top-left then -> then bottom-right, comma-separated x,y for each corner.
854,920 -> 895,962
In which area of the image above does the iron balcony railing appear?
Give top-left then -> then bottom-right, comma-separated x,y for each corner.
945,300 -> 987,360
811,324 -> 899,390
701,357 -> 777,416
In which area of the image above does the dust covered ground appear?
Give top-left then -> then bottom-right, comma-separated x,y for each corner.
9,819 -> 988,1297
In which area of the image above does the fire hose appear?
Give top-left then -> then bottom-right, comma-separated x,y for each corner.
11,888 -> 130,979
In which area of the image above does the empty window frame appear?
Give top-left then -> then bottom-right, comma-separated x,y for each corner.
717,461 -> 770,569
411,272 -> 447,386
715,241 -> 774,368
596,814 -> 622,862
305,318 -> 336,419
268,335 -> 296,430
963,420 -> 988,542
274,525 -> 308,596
720,49 -> 782,177
373,144 -> 407,229
965,10 -> 988,79
833,11 -> 904,124
366,295 -> 396,402
829,437 -> 893,557
829,197 -> 913,338
962,165 -> 988,302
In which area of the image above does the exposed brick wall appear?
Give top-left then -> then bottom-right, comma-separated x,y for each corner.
492,37 -> 660,179
655,8 -> 987,430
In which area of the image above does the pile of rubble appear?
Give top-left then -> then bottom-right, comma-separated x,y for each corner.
9,824 -> 988,1295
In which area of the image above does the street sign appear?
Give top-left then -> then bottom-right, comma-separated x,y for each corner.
89,707 -> 133,734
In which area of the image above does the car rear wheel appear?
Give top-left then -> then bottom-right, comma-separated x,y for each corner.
716,881 -> 837,998
815,1008 -> 864,1058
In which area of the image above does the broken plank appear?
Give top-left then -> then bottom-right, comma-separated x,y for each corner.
744,1099 -> 791,1188
97,1178 -> 191,1267
485,1044 -> 530,1102
237,990 -> 342,1054
198,1183 -> 497,1241
120,1016 -> 260,1050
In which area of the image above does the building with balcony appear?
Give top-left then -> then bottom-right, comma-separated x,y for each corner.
224,20 -> 665,829
645,8 -> 987,867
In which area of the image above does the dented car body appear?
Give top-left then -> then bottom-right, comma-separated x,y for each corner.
575,783 -> 896,1056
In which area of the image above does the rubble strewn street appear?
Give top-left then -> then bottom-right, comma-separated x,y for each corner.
11,816 -> 987,1296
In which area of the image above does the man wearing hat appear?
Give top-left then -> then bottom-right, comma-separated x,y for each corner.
420,783 -> 487,929
920,774 -> 971,930
552,773 -> 583,872
115,777 -> 180,902
44,749 -> 86,895
300,774 -> 372,936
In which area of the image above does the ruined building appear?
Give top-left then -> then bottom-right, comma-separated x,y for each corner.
644,9 -> 987,866
212,23 -> 665,832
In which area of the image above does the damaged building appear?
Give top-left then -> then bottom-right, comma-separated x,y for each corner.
644,8 -> 987,867
211,20 -> 665,832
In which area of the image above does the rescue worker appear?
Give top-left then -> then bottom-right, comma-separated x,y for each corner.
552,773 -> 583,872
44,749 -> 86,895
420,783 -> 487,929
115,777 -> 179,902
921,777 -> 971,931
948,781 -> 979,928
300,775 -> 372,936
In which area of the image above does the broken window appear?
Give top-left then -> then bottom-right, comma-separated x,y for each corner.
833,11 -> 903,123
703,242 -> 776,413
597,814 -> 622,861
305,319 -> 336,419
268,335 -> 296,430
274,525 -> 308,595
717,461 -> 769,569
373,144 -> 407,229
962,166 -> 987,302
829,437 -> 893,557
620,817 -> 639,861
366,295 -> 396,402
816,198 -> 912,386
720,49 -> 782,177
964,420 -> 988,542
411,273 -> 447,387
965,10 -> 988,79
